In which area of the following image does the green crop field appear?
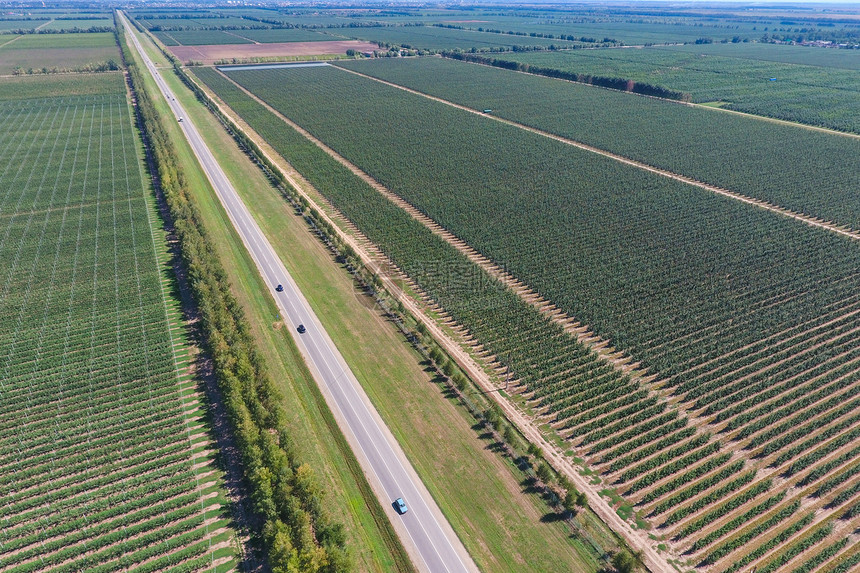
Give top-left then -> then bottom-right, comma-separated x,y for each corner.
0,72 -> 236,571
0,15 -> 114,33
0,33 -> 119,74
454,18 -> 762,45
4,32 -> 117,49
230,28 -> 337,43
0,73 -> 121,100
41,17 -> 114,31
491,45 -> 860,133
153,27 -> 334,46
207,62 -> 860,570
334,25 -> 581,51
337,57 -> 860,227
247,13 -> 363,27
154,30 -> 254,46
0,19 -> 49,32
138,16 -> 256,30
664,42 -> 860,70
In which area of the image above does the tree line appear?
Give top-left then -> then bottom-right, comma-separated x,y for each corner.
442,51 -> 692,101
117,18 -> 350,573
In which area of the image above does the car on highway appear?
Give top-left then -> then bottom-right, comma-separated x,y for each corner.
394,498 -> 408,514
297,324 -> 306,334
275,284 -> 284,292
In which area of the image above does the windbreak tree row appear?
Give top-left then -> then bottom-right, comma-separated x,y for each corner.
121,24 -> 349,572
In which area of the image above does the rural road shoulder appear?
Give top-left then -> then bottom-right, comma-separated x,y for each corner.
119,12 -> 478,573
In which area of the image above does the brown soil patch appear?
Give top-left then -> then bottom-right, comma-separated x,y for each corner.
169,41 -> 379,65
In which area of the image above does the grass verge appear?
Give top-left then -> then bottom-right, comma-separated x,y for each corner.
169,57 -> 607,573
123,18 -> 411,573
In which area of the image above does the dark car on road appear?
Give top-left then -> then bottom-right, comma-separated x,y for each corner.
297,324 -> 306,334
275,284 -> 284,292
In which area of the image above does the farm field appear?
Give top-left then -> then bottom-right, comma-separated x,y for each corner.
154,30 -> 253,46
0,71 -> 237,571
0,19 -> 49,32
41,17 -> 114,31
663,42 -> 860,70
0,15 -> 113,33
230,28 -> 337,43
442,18 -> 761,45
336,57 -> 860,228
332,25 -> 582,51
153,27 -> 335,46
251,7 -> 496,27
137,16 -> 256,30
128,4 -> 860,51
168,41 -> 378,65
0,33 -> 119,75
0,73 -> 121,100
112,3 -> 860,49
0,16 -> 113,33
205,8 -> 766,44
493,45 -> 860,133
191,65 -> 623,572
208,62 -> 860,570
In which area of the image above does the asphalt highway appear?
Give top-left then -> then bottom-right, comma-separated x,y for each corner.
120,13 -> 477,573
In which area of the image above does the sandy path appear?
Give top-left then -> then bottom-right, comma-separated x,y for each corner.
224,30 -> 259,44
0,35 -> 23,48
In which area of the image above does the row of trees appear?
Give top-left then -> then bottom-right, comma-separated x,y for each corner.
118,20 -> 350,572
433,22 -> 616,44
442,51 -> 692,101
656,466 -> 751,524
11,60 -> 120,75
1,26 -> 113,34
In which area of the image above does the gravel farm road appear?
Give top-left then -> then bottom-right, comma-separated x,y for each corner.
119,11 -> 478,573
